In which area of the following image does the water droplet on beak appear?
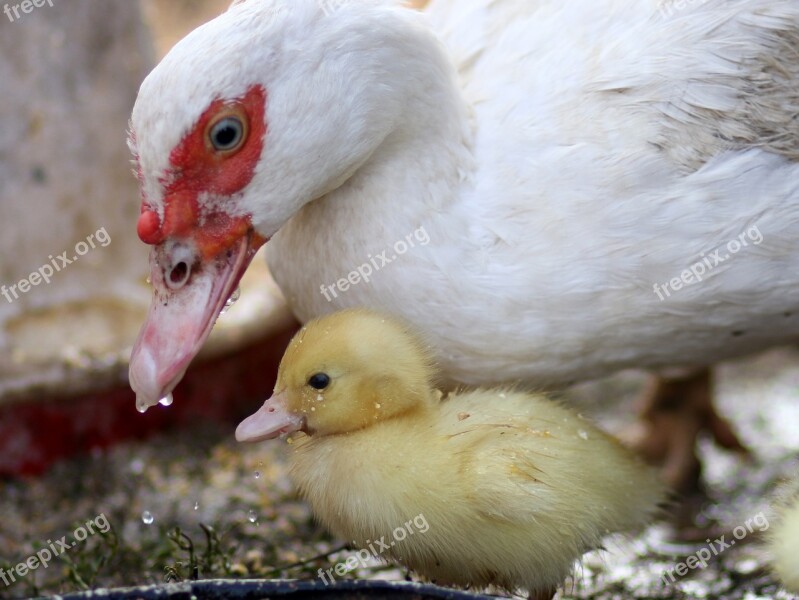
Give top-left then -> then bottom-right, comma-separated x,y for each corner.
221,286 -> 242,315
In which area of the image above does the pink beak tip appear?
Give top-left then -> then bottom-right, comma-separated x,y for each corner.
235,395 -> 303,443
129,348 -> 160,411
234,413 -> 279,443
234,420 -> 258,442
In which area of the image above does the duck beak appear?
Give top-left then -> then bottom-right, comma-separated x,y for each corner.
236,391 -> 305,442
128,229 -> 265,413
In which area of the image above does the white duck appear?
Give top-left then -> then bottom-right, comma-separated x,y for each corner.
128,0 -> 799,488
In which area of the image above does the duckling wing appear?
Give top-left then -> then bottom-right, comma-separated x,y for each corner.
438,391 -> 664,536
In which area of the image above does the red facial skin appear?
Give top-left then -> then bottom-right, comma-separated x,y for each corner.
136,85 -> 269,256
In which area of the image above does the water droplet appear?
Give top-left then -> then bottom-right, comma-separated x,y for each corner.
146,275 -> 152,285
136,397 -> 149,413
736,558 -> 758,574
254,471 -> 261,479
578,430 -> 589,440
142,511 -> 154,525
221,287 -> 241,315
247,510 -> 258,523
193,502 -> 200,511
316,394 -> 324,402
159,393 -> 173,407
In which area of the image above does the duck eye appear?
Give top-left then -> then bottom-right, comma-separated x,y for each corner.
209,116 -> 245,152
308,373 -> 330,390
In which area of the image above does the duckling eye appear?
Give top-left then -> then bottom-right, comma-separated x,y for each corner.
308,373 -> 330,390
209,116 -> 245,152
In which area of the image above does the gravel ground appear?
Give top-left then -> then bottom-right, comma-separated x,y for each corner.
1,349 -> 798,599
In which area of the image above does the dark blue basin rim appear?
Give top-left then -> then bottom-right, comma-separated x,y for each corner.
53,579 -> 499,600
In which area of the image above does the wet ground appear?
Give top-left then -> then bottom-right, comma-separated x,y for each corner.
1,348 -> 798,599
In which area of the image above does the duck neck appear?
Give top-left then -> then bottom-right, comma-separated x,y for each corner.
267,9 -> 475,318
296,10 -> 473,238
349,24 -> 474,218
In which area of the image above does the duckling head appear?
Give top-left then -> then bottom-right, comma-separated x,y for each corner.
236,309 -> 437,441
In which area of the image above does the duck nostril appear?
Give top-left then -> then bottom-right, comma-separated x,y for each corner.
267,406 -> 276,413
169,261 -> 190,287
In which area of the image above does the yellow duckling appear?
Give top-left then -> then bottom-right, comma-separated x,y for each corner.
236,309 -> 665,597
769,477 -> 799,593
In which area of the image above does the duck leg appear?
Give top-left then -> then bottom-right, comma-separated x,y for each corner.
623,368 -> 749,492
528,587 -> 557,600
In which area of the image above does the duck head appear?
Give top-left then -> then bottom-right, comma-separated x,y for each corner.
235,309 -> 436,441
127,0 -> 426,411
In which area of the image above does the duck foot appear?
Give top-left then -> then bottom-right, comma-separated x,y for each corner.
621,368 -> 749,493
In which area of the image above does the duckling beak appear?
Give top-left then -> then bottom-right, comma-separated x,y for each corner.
235,391 -> 304,443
